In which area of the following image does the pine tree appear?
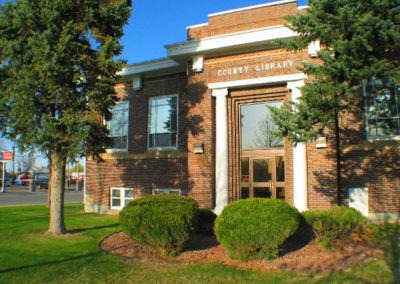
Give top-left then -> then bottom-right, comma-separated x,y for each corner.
0,0 -> 131,234
270,0 -> 400,143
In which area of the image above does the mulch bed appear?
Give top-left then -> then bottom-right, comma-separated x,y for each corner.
99,231 -> 383,273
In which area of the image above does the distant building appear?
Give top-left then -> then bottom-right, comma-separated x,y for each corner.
85,0 -> 399,221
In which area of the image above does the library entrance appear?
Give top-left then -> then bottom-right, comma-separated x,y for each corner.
239,101 -> 285,200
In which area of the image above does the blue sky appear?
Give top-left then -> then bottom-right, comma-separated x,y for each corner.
122,0 -> 307,64
0,0 -> 307,64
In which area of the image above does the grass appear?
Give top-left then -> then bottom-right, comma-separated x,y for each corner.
0,203 -> 394,283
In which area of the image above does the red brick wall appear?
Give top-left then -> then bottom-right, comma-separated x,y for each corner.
86,0 -> 399,216
188,1 -> 297,40
340,111 -> 400,214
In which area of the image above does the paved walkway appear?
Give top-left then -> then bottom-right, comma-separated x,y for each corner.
0,185 -> 83,207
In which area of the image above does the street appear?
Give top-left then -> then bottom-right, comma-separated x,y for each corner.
0,185 -> 83,207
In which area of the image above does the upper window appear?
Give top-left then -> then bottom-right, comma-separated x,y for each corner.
106,101 -> 129,151
148,95 -> 178,150
364,80 -> 400,139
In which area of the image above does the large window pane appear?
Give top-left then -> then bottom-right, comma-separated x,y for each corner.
365,81 -> 400,138
240,102 -> 283,149
106,101 -> 129,150
241,157 -> 249,182
149,95 -> 178,149
276,156 -> 285,182
253,159 -> 272,182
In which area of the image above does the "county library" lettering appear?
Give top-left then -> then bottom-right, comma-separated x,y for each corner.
217,59 -> 294,76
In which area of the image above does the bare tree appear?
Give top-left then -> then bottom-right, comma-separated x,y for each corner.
252,113 -> 283,148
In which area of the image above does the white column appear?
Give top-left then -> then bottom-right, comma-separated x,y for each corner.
287,80 -> 308,212
212,88 -> 229,214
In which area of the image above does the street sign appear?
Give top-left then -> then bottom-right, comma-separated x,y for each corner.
2,151 -> 12,161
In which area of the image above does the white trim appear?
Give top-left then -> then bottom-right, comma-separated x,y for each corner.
349,187 -> 369,217
187,22 -> 208,30
211,88 -> 229,214
167,25 -> 296,58
132,75 -> 142,90
192,55 -> 204,72
119,58 -> 181,76
110,187 -> 134,210
208,73 -> 307,90
209,0 -> 296,17
288,80 -> 308,212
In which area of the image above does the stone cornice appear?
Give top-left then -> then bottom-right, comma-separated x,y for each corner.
166,25 -> 297,59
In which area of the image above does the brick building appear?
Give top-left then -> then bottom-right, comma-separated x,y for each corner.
85,0 -> 400,221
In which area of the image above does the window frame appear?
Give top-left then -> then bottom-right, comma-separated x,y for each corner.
363,80 -> 400,140
147,94 -> 179,151
110,187 -> 134,210
105,101 -> 129,152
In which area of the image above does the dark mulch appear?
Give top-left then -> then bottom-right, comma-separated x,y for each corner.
99,231 -> 383,272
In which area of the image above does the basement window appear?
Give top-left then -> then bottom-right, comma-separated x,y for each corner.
152,188 -> 181,195
110,187 -> 134,210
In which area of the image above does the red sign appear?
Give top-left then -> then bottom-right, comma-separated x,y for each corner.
2,151 -> 12,161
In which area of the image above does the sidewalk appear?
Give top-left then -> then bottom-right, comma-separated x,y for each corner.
3,184 -> 82,193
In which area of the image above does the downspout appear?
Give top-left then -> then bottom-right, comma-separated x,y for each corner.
334,110 -> 342,205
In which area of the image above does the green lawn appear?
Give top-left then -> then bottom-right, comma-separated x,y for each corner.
0,204 -> 393,283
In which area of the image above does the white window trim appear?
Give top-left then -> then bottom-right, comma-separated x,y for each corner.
152,188 -> 181,195
105,101 -> 129,153
110,187 -> 134,210
363,83 -> 400,141
147,94 -> 179,151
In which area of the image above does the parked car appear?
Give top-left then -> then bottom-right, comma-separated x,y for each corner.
35,173 -> 49,189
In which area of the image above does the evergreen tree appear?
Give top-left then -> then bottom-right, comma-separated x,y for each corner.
0,0 -> 131,234
270,0 -> 400,143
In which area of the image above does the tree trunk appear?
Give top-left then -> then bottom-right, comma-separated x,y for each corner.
47,151 -> 67,234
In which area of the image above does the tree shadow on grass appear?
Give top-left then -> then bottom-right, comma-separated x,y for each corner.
0,251 -> 103,274
67,223 -> 120,234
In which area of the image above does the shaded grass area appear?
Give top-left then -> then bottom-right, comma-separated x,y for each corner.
0,204 -> 393,283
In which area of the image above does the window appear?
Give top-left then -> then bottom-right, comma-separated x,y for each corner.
148,95 -> 178,149
110,187 -> 134,210
106,101 -> 129,150
152,188 -> 181,195
364,80 -> 400,139
240,101 -> 283,149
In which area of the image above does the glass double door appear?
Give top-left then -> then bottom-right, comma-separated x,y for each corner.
240,150 -> 285,199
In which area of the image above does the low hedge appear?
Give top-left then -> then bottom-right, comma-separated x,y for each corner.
214,198 -> 301,260
119,194 -> 198,256
302,206 -> 367,248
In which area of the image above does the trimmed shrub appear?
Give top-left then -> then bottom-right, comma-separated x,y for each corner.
119,194 -> 198,256
214,198 -> 301,260
302,206 -> 367,248
195,208 -> 217,236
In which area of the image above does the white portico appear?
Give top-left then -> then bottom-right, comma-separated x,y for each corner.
209,74 -> 309,214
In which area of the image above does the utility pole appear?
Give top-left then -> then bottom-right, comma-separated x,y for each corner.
13,142 -> 16,177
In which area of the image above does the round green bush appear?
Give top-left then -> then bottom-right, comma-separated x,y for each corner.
214,198 -> 301,260
302,206 -> 367,248
195,208 -> 217,236
119,194 -> 198,256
